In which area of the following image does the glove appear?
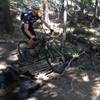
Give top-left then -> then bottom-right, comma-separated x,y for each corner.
50,29 -> 54,34
31,36 -> 37,41
32,37 -> 37,41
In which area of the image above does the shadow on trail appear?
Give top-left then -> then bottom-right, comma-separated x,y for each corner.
0,66 -> 43,100
0,62 -> 100,100
0,42 -> 17,66
0,42 -> 100,100
30,69 -> 100,100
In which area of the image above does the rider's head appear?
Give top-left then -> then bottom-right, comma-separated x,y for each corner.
31,1 -> 41,14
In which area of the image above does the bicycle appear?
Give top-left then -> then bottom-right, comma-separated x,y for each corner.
17,31 -> 66,74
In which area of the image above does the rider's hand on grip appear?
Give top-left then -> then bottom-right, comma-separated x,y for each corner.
31,36 -> 37,41
50,29 -> 54,34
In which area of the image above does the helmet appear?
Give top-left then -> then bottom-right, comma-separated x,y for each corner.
31,1 -> 41,9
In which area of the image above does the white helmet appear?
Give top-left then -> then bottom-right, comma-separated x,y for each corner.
31,1 -> 41,9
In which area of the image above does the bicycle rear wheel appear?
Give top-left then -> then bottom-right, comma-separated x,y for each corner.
17,41 -> 34,65
46,48 -> 66,74
17,40 -> 46,65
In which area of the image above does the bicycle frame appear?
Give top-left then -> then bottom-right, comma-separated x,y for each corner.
18,25 -> 66,74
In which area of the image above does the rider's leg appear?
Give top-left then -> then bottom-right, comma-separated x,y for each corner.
28,27 -> 38,48
21,26 -> 37,48
27,38 -> 34,48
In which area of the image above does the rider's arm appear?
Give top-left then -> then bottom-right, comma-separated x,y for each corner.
24,24 -> 35,39
41,19 -> 51,30
41,19 -> 54,33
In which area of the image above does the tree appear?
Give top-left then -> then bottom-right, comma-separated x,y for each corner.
94,0 -> 98,17
43,0 -> 49,23
62,0 -> 68,51
0,0 -> 13,33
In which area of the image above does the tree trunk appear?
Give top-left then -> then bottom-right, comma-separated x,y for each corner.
0,0 -> 13,34
62,0 -> 68,51
94,0 -> 98,17
80,0 -> 85,14
43,0 -> 49,23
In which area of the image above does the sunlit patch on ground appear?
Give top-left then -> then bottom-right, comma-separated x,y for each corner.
36,73 -> 49,80
7,50 -> 18,61
35,71 -> 60,81
81,73 -> 90,82
0,47 -> 6,55
16,15 -> 20,21
89,37 -> 100,44
47,83 -> 56,89
0,61 -> 7,69
92,83 -> 100,100
85,28 -> 96,33
27,97 -> 37,100
7,54 -> 18,61
89,37 -> 96,41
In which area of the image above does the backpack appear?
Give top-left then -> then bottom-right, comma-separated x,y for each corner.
20,12 -> 28,20
20,9 -> 31,20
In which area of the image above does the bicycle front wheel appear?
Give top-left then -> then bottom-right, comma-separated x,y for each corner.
46,48 -> 66,74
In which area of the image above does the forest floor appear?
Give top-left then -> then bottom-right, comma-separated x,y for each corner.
0,17 -> 100,99
0,40 -> 100,100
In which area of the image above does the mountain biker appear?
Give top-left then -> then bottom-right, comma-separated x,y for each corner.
21,1 -> 53,48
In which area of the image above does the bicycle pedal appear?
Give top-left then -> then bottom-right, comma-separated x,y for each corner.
22,71 -> 36,80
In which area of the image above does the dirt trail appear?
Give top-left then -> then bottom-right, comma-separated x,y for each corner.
0,42 -> 100,100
